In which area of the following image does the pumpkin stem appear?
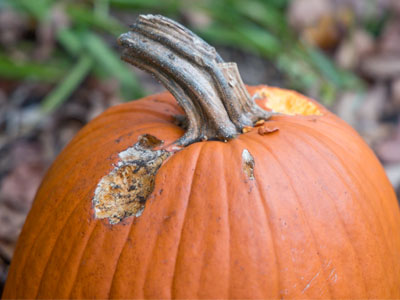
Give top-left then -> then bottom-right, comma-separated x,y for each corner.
118,14 -> 271,146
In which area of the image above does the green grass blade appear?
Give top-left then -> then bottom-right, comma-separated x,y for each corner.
304,45 -> 344,87
94,0 -> 110,18
304,45 -> 364,90
41,54 -> 93,113
81,31 -> 144,99
57,28 -> 84,56
109,0 -> 179,11
66,4 -> 125,36
10,0 -> 54,20
0,53 -> 65,82
199,23 -> 280,57
234,0 -> 288,35
236,25 -> 281,56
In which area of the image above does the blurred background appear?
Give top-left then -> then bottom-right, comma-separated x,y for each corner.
1,0 -> 400,292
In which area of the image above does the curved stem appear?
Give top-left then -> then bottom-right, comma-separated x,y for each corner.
118,14 -> 271,146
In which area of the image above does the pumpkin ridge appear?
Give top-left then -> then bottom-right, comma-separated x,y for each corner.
169,143 -> 205,298
276,121 -> 370,169
12,180 -> 94,297
215,139 -> 274,298
243,135 -> 334,298
50,208 -> 97,296
141,143 -> 205,298
34,197 -> 92,298
5,185 -> 65,296
66,120 -> 175,153
67,222 -> 102,298
283,123 -> 394,225
281,121 -> 400,295
106,144 -> 205,298
281,121 -> 398,234
198,141 -> 240,298
282,127 -> 375,225
279,117 -> 375,158
221,142 -> 231,299
104,217 -> 134,299
283,130 -> 397,295
234,138 -> 281,298
280,123 -> 399,293
277,133 -> 370,296
197,142 -> 225,297
69,218 -> 137,297
14,185 -> 93,298
298,128 -> 400,295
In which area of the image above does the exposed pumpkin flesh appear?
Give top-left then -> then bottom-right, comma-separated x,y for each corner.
256,87 -> 323,116
93,134 -> 170,224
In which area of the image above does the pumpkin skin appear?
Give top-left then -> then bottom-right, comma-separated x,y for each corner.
3,85 -> 400,299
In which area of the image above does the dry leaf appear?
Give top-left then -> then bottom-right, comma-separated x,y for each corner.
288,0 -> 332,29
361,54 -> 400,79
335,29 -> 374,70
392,77 -> 400,107
379,19 -> 400,54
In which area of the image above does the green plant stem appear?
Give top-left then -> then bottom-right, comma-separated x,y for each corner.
82,32 -> 144,99
41,54 -> 93,114
0,53 -> 65,82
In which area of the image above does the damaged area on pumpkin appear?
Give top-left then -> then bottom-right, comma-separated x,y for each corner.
93,134 -> 170,224
254,88 -> 323,116
242,149 -> 255,180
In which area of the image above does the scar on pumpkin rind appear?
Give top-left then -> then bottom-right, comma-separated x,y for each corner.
93,134 -> 170,224
242,149 -> 255,180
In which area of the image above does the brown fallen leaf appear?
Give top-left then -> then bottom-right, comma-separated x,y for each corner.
0,163 -> 46,212
288,0 -> 332,30
335,29 -> 374,70
334,91 -> 362,128
361,54 -> 400,79
0,9 -> 28,47
0,203 -> 26,244
379,19 -> 400,54
391,0 -> 400,15
392,77 -> 400,108
302,14 -> 341,49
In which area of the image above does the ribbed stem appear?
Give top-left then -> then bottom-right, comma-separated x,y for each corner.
118,14 -> 271,146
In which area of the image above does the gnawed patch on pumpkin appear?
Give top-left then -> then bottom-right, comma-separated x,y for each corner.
93,134 -> 170,224
242,149 -> 255,180
254,88 -> 323,116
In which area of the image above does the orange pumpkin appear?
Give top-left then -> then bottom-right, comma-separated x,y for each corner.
3,15 -> 400,299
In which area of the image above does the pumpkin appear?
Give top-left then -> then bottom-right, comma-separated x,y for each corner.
3,15 -> 400,299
